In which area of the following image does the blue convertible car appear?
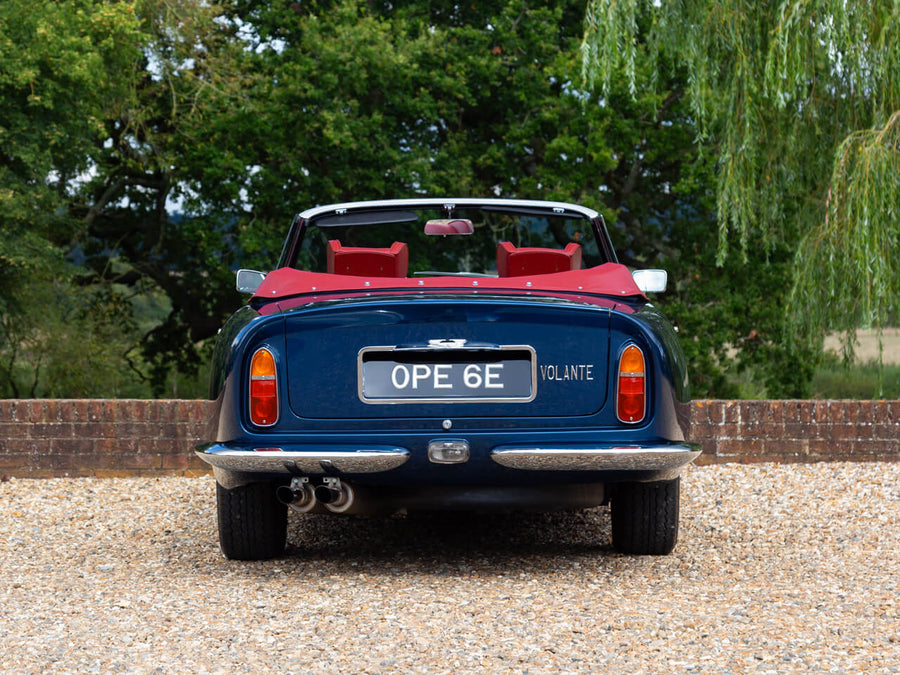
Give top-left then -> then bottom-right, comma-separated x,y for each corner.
197,198 -> 699,559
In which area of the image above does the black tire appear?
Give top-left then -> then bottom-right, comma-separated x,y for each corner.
216,481 -> 287,560
610,476 -> 680,555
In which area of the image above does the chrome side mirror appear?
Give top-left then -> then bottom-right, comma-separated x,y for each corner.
236,269 -> 266,294
632,269 -> 668,293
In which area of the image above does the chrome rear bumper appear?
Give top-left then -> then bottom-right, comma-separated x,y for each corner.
196,443 -> 410,475
490,443 -> 701,472
197,441 -> 700,476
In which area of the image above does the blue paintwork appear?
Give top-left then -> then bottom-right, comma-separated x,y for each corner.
283,298 -> 610,418
201,197 -> 697,501
205,291 -> 691,489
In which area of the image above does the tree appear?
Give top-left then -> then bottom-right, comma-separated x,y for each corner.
81,0 -> 721,393
0,0 -> 141,293
582,0 -> 900,381
2,0 -> 774,398
0,0 -> 151,397
0,2 -> 140,185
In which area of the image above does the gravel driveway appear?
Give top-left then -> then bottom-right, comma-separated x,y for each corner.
1,462 -> 898,673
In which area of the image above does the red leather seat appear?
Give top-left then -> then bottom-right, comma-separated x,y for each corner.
327,240 -> 409,278
496,242 -> 582,277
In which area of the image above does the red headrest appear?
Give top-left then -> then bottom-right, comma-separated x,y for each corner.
326,240 -> 409,278
496,242 -> 582,277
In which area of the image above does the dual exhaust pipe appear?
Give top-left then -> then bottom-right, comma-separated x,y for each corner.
276,477 -> 356,514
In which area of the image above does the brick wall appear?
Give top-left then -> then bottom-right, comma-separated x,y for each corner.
691,400 -> 899,464
0,400 -> 214,479
0,399 -> 897,479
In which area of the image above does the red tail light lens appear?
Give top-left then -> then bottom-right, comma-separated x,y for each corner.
249,347 -> 278,426
617,344 -> 646,423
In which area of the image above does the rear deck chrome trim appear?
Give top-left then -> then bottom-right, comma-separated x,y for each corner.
490,443 -> 701,472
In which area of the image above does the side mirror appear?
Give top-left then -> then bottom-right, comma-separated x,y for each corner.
632,269 -> 668,293
236,269 -> 266,294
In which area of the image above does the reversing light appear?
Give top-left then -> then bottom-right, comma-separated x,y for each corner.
428,440 -> 471,464
617,344 -> 646,424
249,347 -> 278,426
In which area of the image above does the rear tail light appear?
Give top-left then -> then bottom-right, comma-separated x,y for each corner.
249,347 -> 278,426
617,344 -> 646,423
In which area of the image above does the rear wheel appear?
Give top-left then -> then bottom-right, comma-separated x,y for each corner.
216,481 -> 287,560
610,477 -> 680,555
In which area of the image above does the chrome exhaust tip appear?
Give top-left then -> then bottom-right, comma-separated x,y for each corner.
318,478 -> 355,514
276,478 -> 316,513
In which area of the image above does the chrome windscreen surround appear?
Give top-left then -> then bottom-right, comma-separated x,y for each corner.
490,443 -> 701,472
298,197 -> 600,222
196,444 -> 410,475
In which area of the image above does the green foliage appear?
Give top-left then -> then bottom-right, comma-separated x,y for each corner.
0,0 -> 831,399
577,5 -> 814,397
0,260 -> 149,398
582,0 -> 900,369
811,355 -> 900,400
650,205 -> 820,398
78,0 -> 723,394
792,112 -> 900,361
0,0 -> 154,397
184,0 -> 620,219
0,0 -> 141,270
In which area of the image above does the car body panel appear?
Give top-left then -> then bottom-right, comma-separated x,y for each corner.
199,198 -> 697,516
282,297 -> 610,419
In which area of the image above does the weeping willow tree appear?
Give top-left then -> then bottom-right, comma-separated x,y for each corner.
582,1 -> 900,377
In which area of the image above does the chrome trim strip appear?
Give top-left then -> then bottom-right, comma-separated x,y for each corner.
298,198 -> 599,221
490,444 -> 701,472
357,344 -> 537,404
196,444 -> 410,475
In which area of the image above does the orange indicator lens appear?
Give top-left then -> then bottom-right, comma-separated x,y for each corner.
619,344 -> 645,375
251,348 -> 276,378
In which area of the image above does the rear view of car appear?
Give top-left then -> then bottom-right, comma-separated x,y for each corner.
197,199 -> 699,559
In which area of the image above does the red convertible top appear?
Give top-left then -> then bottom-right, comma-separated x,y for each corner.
253,263 -> 645,301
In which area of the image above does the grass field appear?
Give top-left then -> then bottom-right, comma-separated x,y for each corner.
823,327 -> 900,365
812,359 -> 900,398
815,328 -> 900,399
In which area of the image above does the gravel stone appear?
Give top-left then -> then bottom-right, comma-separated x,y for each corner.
0,462 -> 898,673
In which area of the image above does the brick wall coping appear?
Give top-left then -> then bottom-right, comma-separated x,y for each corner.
0,399 -> 897,478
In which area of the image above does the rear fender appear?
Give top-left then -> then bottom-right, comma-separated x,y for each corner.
608,305 -> 691,440
209,308 -> 286,442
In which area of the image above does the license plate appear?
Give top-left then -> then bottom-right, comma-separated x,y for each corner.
359,346 -> 535,403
